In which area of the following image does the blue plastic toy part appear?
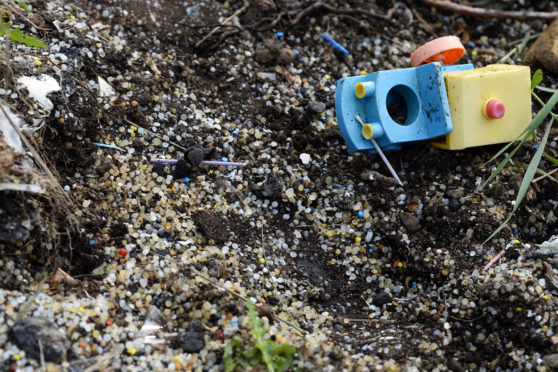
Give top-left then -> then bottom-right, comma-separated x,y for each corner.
335,62 -> 474,154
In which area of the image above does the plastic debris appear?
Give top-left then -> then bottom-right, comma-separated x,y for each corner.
98,76 -> 116,97
323,33 -> 349,55
0,104 -> 24,152
300,153 -> 311,165
92,142 -> 126,152
150,158 -> 247,167
355,115 -> 403,186
16,74 -> 61,111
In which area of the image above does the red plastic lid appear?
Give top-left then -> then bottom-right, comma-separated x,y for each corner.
486,99 -> 506,119
410,36 -> 466,67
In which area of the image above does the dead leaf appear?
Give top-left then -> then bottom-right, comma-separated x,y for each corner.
51,267 -> 79,287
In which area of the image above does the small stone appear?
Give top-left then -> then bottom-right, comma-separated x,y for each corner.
9,318 -> 67,363
448,198 -> 460,212
256,303 -> 275,324
543,353 -> 558,368
262,176 -> 283,199
446,188 -> 464,199
277,48 -> 295,65
400,212 -> 421,232
173,159 -> 191,179
372,291 -> 392,307
180,322 -> 205,353
306,101 -> 327,115
187,147 -> 205,167
96,162 -> 112,176
524,19 -> 558,75
360,170 -> 399,187
255,46 -> 278,65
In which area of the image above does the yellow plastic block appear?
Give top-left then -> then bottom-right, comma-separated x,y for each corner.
432,64 -> 531,150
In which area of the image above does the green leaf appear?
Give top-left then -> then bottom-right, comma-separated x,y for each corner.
544,152 -> 558,165
484,117 -> 554,243
18,1 -> 32,14
531,69 -> 543,92
224,337 -> 243,372
483,89 -> 558,187
1,22 -> 47,48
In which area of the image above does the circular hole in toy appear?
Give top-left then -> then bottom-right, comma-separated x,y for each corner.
386,85 -> 419,126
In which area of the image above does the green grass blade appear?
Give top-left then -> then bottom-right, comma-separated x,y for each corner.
18,1 -> 32,14
536,86 -> 558,94
513,162 -> 558,183
483,134 -> 531,188
544,153 -> 558,165
484,117 -> 554,243
517,32 -> 531,58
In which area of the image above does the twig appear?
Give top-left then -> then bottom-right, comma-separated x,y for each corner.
411,7 -> 437,37
264,13 -> 289,32
38,339 -> 47,372
290,2 -> 393,25
195,5 -> 247,48
532,167 -> 558,183
419,0 -> 558,20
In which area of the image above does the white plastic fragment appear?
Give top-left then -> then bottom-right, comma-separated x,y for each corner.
98,77 -> 116,97
535,235 -> 558,256
16,74 -> 61,111
300,153 -> 311,165
0,104 -> 24,152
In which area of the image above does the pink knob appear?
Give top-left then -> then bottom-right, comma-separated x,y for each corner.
486,99 -> 506,119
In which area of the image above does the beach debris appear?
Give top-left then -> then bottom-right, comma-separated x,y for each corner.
323,33 -> 349,54
0,104 -> 24,153
151,158 -> 247,167
355,115 -> 403,186
16,74 -> 61,112
299,153 -> 311,165
92,142 -> 126,152
98,76 -> 116,97
51,267 -> 79,287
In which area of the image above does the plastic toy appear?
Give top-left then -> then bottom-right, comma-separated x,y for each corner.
335,36 -> 532,154
431,64 -> 531,150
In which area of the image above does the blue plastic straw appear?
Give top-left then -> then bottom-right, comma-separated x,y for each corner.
92,142 -> 126,152
323,33 -> 349,55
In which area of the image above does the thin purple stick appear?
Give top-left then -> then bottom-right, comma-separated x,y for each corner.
201,160 -> 247,167
150,158 -> 178,164
482,248 -> 507,271
150,158 -> 247,167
